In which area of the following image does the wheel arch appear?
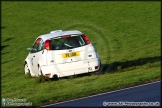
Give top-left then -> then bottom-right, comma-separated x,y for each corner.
24,59 -> 35,76
37,60 -> 44,75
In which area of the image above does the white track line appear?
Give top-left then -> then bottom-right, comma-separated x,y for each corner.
42,81 -> 161,107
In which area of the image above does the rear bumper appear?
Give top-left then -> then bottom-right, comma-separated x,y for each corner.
41,58 -> 100,78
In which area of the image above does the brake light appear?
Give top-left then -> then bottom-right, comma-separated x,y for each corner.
95,66 -> 99,70
45,73 -> 51,77
61,35 -> 71,38
45,40 -> 50,50
82,34 -> 90,44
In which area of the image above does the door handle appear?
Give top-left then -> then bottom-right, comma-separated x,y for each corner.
33,55 -> 35,57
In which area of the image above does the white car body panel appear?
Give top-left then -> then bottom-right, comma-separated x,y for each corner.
24,30 -> 101,78
41,58 -> 100,78
46,44 -> 96,65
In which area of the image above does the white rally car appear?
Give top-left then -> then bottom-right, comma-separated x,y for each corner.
24,30 -> 102,78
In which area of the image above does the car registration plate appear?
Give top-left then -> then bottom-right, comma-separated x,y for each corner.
62,52 -> 80,58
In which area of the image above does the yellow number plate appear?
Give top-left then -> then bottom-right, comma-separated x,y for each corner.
62,52 -> 80,58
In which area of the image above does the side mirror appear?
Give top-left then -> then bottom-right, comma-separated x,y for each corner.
27,48 -> 32,51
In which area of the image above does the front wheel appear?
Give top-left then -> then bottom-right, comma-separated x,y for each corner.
24,63 -> 31,77
38,65 -> 43,76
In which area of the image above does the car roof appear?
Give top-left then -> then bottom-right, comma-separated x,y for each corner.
37,30 -> 83,41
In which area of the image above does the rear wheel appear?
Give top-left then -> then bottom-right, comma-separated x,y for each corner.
94,61 -> 103,74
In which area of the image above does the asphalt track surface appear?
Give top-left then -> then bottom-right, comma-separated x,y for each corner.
42,81 -> 161,107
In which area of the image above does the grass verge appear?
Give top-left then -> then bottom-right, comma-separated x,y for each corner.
1,1 -> 161,106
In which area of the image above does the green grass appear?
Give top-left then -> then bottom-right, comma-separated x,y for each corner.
1,1 -> 161,106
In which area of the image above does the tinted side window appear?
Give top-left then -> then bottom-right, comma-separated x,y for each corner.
38,39 -> 44,51
31,38 -> 43,53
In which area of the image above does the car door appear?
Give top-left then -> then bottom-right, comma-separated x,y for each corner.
46,35 -> 95,72
29,38 -> 44,75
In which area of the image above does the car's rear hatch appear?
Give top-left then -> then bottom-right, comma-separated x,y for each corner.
45,34 -> 97,72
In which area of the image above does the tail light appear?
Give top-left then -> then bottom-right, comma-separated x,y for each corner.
95,66 -> 99,70
82,34 -> 90,44
45,40 -> 50,50
45,73 -> 51,77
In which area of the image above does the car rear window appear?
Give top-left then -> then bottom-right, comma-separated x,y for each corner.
50,35 -> 88,50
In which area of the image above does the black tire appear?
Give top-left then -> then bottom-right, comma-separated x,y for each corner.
24,62 -> 31,77
94,61 -> 103,74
